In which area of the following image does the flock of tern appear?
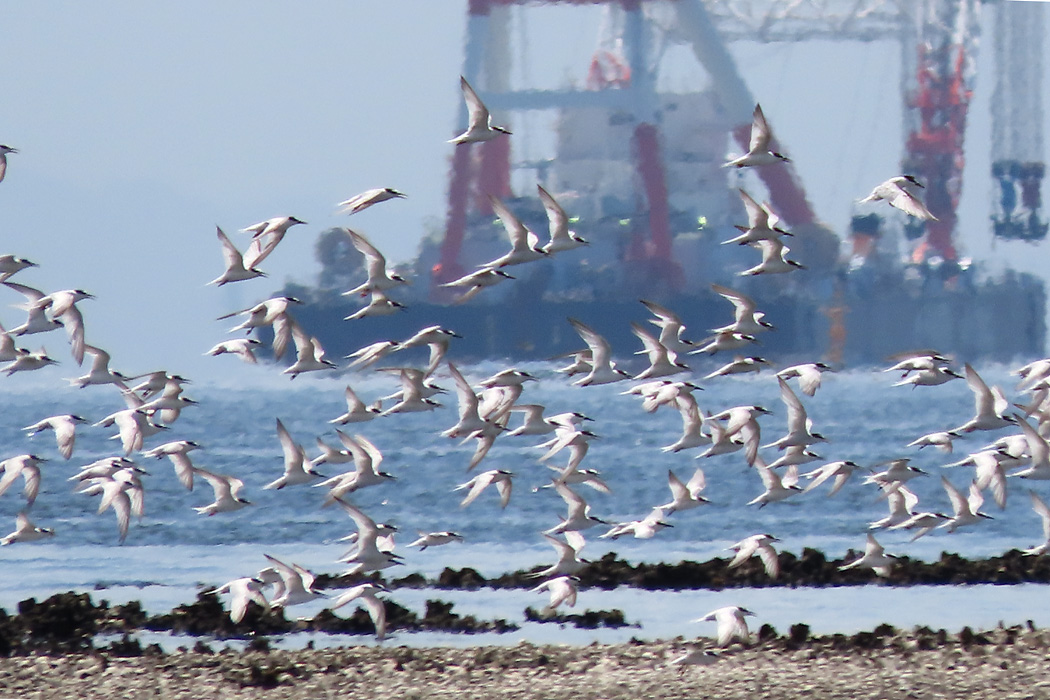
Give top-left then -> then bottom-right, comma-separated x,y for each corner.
0,87 -> 1041,654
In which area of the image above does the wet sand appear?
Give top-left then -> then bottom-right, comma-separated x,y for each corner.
4,626 -> 1050,699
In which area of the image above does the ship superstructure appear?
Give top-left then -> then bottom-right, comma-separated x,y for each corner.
295,0 -> 1046,365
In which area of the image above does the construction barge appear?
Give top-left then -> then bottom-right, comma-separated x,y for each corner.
280,0 -> 1047,367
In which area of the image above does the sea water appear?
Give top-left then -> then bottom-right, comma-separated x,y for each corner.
1,360 -> 1046,646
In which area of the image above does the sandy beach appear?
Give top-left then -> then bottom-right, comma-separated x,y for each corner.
3,625 -> 1050,699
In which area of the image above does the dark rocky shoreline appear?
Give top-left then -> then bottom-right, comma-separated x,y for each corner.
4,548 -> 1050,654
364,547 -> 1050,590
3,624 -> 1050,699
0,590 -> 638,656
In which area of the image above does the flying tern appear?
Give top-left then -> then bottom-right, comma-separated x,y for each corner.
1023,490 -> 1050,556
839,534 -> 897,577
530,575 -> 579,615
480,195 -> 549,269
893,366 -> 964,387
738,238 -> 804,276
407,531 -> 464,550
341,229 -> 409,297
661,396 -> 711,453
263,418 -> 324,490
630,322 -> 689,380
330,583 -> 388,640
766,445 -> 822,469
762,377 -> 827,451
938,476 -> 994,533
440,268 -> 515,304
0,454 -> 45,506
347,340 -> 400,373
601,507 -> 674,540
640,299 -> 695,355
860,175 -> 937,221
689,330 -> 757,355
545,464 -> 611,494
669,648 -> 721,673
657,468 -> 709,513
0,255 -> 36,283
68,344 -> 129,389
1007,413 -> 1050,480
398,325 -> 461,377
529,531 -> 588,579
209,577 -> 270,624
868,483 -> 920,530
345,289 -> 406,320
711,284 -> 774,336
192,468 -> 251,515
0,511 -> 54,545
747,462 -> 802,508
801,460 -> 861,498
776,362 -> 832,397
263,554 -> 325,608
723,104 -> 789,168
442,362 -> 493,439
947,449 -> 1009,509
329,385 -> 381,424
695,605 -> 754,647
78,467 -> 142,543
378,368 -> 442,416
704,357 -> 771,380
0,321 -> 27,361
205,338 -> 263,364
449,76 -> 511,145
907,431 -> 957,453
1015,358 -> 1050,393
23,414 -> 87,460
727,533 -> 780,578
141,440 -> 200,490
951,364 -> 1015,433
4,281 -> 63,336
537,185 -> 587,254
332,498 -> 402,574
338,187 -> 406,215
455,469 -> 514,509
283,324 -> 338,379
0,144 -> 17,183
722,189 -> 791,245
316,432 -> 395,504
221,296 -> 302,360
544,482 -> 609,534
238,215 -> 304,242
209,226 -> 279,286
863,458 -> 927,487
567,318 -> 629,386
25,288 -> 92,362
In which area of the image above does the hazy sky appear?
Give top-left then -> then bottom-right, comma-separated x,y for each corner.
0,2 -> 1044,381
0,3 -> 465,377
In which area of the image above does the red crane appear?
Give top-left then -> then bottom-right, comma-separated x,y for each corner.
432,0 -> 823,300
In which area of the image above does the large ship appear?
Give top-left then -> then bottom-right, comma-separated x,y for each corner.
280,0 -> 1047,367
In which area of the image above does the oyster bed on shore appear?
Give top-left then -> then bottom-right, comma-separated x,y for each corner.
4,548 -> 1050,651
1,547 -> 1049,647
403,547 -> 1050,590
3,625 -> 1050,700
6,548 -> 1050,698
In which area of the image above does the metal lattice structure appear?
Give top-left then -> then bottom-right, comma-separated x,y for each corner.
700,0 -> 906,42
991,0 -> 1046,242
899,0 -> 982,261
434,0 -> 1042,298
